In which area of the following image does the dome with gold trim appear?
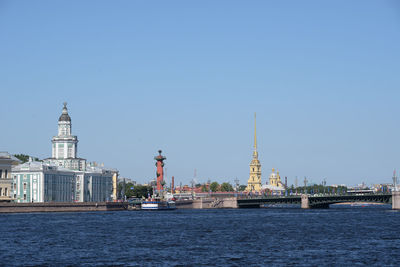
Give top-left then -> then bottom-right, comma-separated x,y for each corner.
262,168 -> 285,193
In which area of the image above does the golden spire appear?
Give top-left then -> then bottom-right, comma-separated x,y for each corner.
253,112 -> 258,159
254,112 -> 257,150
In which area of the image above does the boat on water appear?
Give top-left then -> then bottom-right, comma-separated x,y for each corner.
141,199 -> 176,210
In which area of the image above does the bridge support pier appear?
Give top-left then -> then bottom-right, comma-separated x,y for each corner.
301,194 -> 309,209
392,191 -> 400,210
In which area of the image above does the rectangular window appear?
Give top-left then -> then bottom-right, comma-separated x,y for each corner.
68,146 -> 73,158
0,170 -> 2,178
5,170 -> 7,178
5,188 -> 7,196
23,194 -> 26,200
23,183 -> 26,190
0,188 -> 2,196
59,146 -> 64,158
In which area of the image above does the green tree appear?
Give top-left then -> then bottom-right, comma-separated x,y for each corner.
201,184 -> 208,192
132,185 -> 153,198
117,182 -> 124,198
210,182 -> 219,192
220,182 -> 234,192
118,183 -> 153,199
238,185 -> 247,191
125,183 -> 135,198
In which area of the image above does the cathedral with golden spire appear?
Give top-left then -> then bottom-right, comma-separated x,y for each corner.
246,113 -> 262,192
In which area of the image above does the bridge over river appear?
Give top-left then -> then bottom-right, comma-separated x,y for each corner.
237,193 -> 394,209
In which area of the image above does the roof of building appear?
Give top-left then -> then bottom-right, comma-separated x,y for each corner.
0,152 -> 21,163
58,102 -> 71,122
12,160 -> 117,174
12,161 -> 44,171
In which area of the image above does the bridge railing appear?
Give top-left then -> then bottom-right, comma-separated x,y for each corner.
238,192 -> 392,200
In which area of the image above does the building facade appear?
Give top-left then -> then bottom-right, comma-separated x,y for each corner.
12,161 -> 76,202
0,152 -> 21,201
12,161 -> 115,203
268,168 -> 284,188
246,113 -> 262,192
262,168 -> 285,195
44,102 -> 86,171
12,103 -> 118,203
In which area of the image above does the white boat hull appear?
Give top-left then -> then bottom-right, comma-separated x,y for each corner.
141,201 -> 176,210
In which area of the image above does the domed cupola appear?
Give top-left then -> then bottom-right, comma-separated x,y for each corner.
58,102 -> 71,122
269,168 -> 277,179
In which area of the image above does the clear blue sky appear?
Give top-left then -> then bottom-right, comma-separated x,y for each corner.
1,1 -> 399,186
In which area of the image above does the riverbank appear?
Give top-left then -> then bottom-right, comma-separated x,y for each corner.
0,198 -> 237,213
0,202 -> 127,213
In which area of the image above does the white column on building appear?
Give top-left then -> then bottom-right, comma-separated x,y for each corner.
30,174 -> 33,202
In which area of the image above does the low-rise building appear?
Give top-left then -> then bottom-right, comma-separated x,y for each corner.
0,152 -> 21,201
12,161 -> 75,202
12,160 -> 117,203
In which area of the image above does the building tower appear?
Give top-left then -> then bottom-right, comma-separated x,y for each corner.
52,102 -> 78,159
154,150 -> 166,193
44,103 -> 86,170
246,113 -> 262,192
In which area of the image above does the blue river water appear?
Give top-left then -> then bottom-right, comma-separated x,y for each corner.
1,205 -> 400,266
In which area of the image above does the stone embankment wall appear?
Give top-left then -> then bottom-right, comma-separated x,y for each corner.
175,199 -> 194,209
221,197 -> 238,208
0,202 -> 127,213
193,198 -> 214,209
176,198 -> 238,209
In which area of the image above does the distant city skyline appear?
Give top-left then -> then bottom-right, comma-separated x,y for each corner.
1,1 -> 399,186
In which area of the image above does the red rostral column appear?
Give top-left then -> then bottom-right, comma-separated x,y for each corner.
155,150 -> 166,192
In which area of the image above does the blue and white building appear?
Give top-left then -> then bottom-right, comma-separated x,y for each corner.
12,103 -> 118,203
